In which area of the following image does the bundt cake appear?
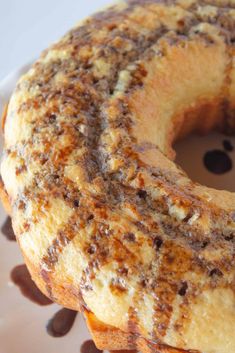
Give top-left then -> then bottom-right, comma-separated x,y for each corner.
1,1 -> 235,352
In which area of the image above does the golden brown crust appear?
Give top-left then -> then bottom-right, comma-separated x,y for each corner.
1,103 -> 8,133
1,1 -> 235,353
0,180 -> 11,215
85,311 -> 196,353
0,105 -> 12,215
85,311 -> 136,351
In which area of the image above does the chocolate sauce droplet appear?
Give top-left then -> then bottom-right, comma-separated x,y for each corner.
203,150 -> 232,174
137,189 -> 147,199
178,281 -> 188,296
1,217 -> 16,241
80,340 -> 103,353
47,308 -> 77,337
209,268 -> 223,277
11,265 -> 52,305
223,139 -> 234,152
153,236 -> 163,250
73,199 -> 79,208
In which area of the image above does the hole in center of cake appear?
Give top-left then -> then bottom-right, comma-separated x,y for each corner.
174,131 -> 235,192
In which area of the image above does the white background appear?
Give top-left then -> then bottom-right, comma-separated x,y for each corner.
0,0 -> 111,80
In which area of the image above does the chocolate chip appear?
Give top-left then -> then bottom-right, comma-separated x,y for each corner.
87,214 -> 94,222
49,114 -> 57,123
73,200 -> 79,208
178,281 -> 188,296
137,189 -> 147,199
154,236 -> 163,250
123,232 -> 136,242
225,234 -> 234,241
209,268 -> 223,277
201,241 -> 209,249
87,244 -> 96,255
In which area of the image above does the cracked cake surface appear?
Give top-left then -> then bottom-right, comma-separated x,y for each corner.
1,1 -> 235,352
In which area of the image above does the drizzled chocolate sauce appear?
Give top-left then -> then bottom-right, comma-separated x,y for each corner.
11,264 -> 52,306
47,308 -> 77,337
1,217 -> 16,241
80,340 -> 103,353
203,150 -> 233,174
